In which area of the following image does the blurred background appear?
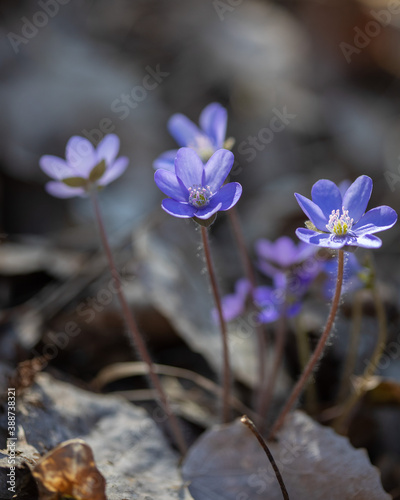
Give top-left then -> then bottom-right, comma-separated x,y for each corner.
1,0 -> 400,494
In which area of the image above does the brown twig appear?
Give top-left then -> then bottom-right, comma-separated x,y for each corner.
241,415 -> 290,500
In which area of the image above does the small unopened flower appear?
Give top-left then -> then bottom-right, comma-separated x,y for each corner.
154,147 -> 242,220
153,103 -> 234,170
295,175 -> 397,248
39,134 -> 129,198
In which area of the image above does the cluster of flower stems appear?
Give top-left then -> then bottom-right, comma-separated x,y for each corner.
90,184 -> 386,457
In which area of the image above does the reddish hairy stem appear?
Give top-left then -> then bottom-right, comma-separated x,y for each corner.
200,225 -> 231,423
269,249 -> 344,439
90,189 -> 187,456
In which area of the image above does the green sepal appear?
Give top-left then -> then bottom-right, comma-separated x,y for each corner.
61,177 -> 88,188
305,220 -> 324,233
193,214 -> 217,227
89,160 -> 106,182
223,137 -> 236,150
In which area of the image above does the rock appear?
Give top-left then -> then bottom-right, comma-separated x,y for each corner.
0,373 -> 193,499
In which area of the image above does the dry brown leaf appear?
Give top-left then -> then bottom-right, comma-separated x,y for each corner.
182,411 -> 390,500
32,439 -> 107,500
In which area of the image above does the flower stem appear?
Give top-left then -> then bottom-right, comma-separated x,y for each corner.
333,268 -> 386,434
89,189 -> 187,456
269,249 -> 344,439
241,415 -> 290,500
228,208 -> 266,410
200,225 -> 231,423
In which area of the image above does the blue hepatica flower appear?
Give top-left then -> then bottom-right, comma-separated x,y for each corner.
216,272 -> 303,325
216,237 -> 321,324
255,236 -> 318,277
295,175 -> 397,249
39,134 -> 129,198
153,103 -> 232,171
254,274 -> 303,324
154,147 -> 242,219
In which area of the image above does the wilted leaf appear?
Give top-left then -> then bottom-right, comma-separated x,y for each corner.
363,376 -> 400,405
62,176 -> 88,188
89,160 -> 106,182
182,411 -> 390,500
32,439 -> 107,500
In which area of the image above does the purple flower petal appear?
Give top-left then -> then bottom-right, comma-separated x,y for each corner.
96,134 -> 120,165
209,182 -> 242,211
154,169 -> 189,202
174,148 -> 204,189
255,236 -> 311,269
218,293 -> 246,322
212,279 -> 250,323
355,233 -> 382,248
161,199 -> 196,218
342,175 -> 372,223
259,307 -> 280,323
287,302 -> 302,318
203,149 -> 234,192
274,237 -> 298,266
98,156 -> 129,186
311,179 -> 342,220
235,278 -> 251,298
39,155 -> 76,180
295,228 -> 347,248
338,180 -> 351,197
168,114 -> 204,147
152,150 -> 178,171
257,260 -> 280,278
199,103 -> 227,149
66,136 -> 97,177
194,201 -> 222,220
294,193 -> 329,231
254,286 -> 280,323
296,242 -> 318,262
45,181 -> 86,198
352,206 -> 397,235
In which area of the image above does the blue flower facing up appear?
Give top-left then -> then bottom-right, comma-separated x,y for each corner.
39,134 -> 129,198
295,175 -> 397,249
153,103 -> 233,171
154,147 -> 242,220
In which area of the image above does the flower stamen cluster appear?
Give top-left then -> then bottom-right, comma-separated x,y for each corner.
326,207 -> 353,236
188,185 -> 213,208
